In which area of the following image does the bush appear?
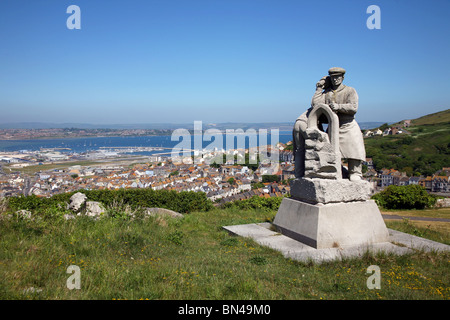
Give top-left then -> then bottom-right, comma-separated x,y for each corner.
223,195 -> 283,211
7,189 -> 214,214
371,184 -> 436,209
262,175 -> 280,183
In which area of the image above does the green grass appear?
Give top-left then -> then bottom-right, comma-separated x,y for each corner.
382,207 -> 450,220
4,156 -> 150,175
1,207 -> 449,300
382,208 -> 450,241
386,219 -> 450,246
410,109 -> 450,126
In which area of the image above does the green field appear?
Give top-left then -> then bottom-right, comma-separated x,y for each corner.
4,156 -> 150,175
5,160 -> 102,175
1,205 -> 448,300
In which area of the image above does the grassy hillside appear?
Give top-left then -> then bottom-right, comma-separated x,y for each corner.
365,109 -> 450,176
411,109 -> 450,126
1,202 -> 449,300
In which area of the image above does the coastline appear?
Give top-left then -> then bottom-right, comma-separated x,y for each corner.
0,133 -> 171,141
0,130 -> 291,141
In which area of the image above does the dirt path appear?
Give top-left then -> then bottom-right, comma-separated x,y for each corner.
382,214 -> 450,222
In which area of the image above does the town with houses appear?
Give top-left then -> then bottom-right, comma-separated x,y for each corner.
363,120 -> 412,138
0,145 -> 296,205
0,136 -> 449,205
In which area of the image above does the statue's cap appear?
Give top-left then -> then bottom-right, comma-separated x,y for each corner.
328,67 -> 346,75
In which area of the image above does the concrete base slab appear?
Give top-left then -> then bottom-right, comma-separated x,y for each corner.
222,223 -> 450,264
273,198 -> 390,249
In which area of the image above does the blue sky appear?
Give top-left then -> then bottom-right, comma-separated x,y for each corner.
0,0 -> 449,125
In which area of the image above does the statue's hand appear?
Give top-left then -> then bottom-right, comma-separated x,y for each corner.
305,128 -> 327,141
316,76 -> 327,90
329,102 -> 339,112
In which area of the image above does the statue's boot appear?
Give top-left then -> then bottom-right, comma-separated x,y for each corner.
348,159 -> 363,181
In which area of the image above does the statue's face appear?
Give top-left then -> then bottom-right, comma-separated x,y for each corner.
330,74 -> 344,87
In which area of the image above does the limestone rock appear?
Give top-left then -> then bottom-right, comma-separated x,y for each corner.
16,209 -> 32,219
69,192 -> 87,212
144,207 -> 183,219
85,201 -> 105,218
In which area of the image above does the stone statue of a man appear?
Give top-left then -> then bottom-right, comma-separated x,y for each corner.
293,67 -> 366,181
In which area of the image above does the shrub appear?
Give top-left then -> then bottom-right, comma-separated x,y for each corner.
167,230 -> 184,246
262,175 -> 280,183
371,184 -> 436,209
7,188 -> 214,215
223,195 -> 283,211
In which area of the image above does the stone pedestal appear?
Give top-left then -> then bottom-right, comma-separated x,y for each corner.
273,198 -> 390,249
290,178 -> 371,204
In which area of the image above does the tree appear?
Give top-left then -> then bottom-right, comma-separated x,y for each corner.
262,175 -> 280,183
251,182 -> 265,189
362,164 -> 368,174
402,167 -> 414,177
378,123 -> 390,131
169,170 -> 179,177
210,162 -> 221,168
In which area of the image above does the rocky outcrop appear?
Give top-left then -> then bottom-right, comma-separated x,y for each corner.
3,191 -> 182,221
144,207 -> 183,219
68,192 -> 87,212
67,192 -> 104,218
85,201 -> 106,217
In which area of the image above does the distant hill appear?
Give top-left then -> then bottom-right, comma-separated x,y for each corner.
411,109 -> 450,126
364,108 -> 450,176
385,108 -> 450,128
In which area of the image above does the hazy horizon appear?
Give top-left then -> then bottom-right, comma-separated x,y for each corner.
0,120 -> 389,129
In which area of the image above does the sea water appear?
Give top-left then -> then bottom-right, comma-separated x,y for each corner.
0,131 -> 293,156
